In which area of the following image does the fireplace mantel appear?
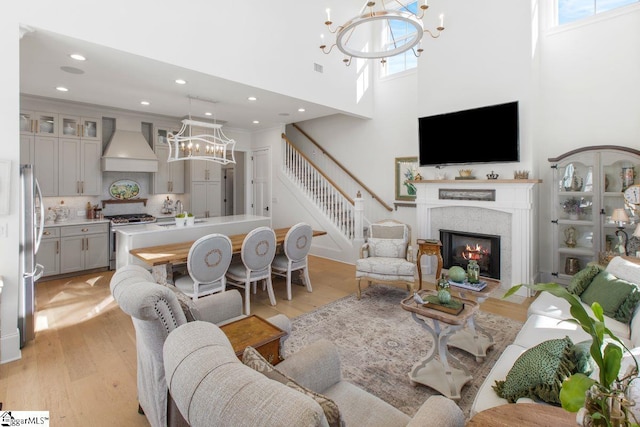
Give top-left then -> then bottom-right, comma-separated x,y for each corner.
414,179 -> 542,293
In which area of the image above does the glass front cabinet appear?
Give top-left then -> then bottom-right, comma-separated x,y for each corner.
549,146 -> 640,284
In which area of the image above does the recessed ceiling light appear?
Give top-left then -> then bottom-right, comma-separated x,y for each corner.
70,53 -> 86,61
248,96 -> 257,101
140,101 -> 150,106
205,112 -> 212,116
60,66 -> 84,75
175,79 -> 187,85
298,108 -> 306,112
56,86 -> 69,92
252,120 -> 260,124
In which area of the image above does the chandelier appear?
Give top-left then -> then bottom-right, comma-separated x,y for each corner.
320,1 -> 445,66
166,119 -> 236,165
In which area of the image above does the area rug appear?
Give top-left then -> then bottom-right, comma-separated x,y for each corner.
284,284 -> 523,419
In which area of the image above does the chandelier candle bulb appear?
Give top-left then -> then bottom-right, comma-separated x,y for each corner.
439,14 -> 444,28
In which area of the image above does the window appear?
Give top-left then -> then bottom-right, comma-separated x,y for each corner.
557,0 -> 639,25
380,1 -> 420,77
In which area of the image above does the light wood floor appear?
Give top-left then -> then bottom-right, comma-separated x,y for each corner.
0,256 -> 534,426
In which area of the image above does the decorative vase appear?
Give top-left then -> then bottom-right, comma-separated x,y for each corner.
448,266 -> 467,283
436,274 -> 450,292
175,216 -> 186,227
438,289 -> 451,304
186,216 -> 195,226
564,226 -> 578,248
467,260 -> 480,284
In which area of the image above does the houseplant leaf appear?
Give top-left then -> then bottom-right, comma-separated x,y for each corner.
560,373 -> 596,412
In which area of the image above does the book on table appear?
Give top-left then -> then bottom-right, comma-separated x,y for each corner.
422,295 -> 465,315
448,279 -> 487,292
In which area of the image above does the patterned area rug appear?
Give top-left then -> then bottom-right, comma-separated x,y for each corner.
284,284 -> 523,419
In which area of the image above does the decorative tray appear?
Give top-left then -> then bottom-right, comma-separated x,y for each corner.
109,179 -> 140,200
423,295 -> 465,315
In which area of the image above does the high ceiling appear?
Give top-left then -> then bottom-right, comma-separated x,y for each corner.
19,28 -> 342,131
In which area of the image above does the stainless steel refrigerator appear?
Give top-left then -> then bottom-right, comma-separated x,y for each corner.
19,164 -> 44,348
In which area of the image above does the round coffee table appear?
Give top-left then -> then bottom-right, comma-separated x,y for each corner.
467,403 -> 575,426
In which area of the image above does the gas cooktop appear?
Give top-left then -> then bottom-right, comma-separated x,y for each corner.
106,213 -> 156,225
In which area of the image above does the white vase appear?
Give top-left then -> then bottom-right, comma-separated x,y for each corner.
186,216 -> 195,226
175,217 -> 186,227
569,212 -> 580,220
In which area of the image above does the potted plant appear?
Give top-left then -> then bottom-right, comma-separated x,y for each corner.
504,283 -> 639,426
175,212 -> 186,227
562,197 -> 592,220
186,212 -> 195,226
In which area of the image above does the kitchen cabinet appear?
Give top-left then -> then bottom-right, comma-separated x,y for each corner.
549,146 -> 640,284
58,138 -> 103,196
38,227 -> 61,277
59,114 -> 101,140
60,223 -> 109,274
20,135 -> 59,197
151,126 -> 185,194
189,158 -> 221,182
190,181 -> 221,218
20,110 -> 59,136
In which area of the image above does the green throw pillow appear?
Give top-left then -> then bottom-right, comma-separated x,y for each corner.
493,337 -> 577,404
580,271 -> 636,318
615,288 -> 640,324
567,264 -> 604,296
242,347 -> 344,427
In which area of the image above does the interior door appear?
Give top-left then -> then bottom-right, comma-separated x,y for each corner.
252,148 -> 271,218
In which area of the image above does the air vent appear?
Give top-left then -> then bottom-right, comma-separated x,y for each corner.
314,63 -> 323,73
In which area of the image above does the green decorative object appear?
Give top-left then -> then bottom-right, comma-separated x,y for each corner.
467,260 -> 480,284
436,274 -> 450,291
448,266 -> 466,283
437,289 -> 451,304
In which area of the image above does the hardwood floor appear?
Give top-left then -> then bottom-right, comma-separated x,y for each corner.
0,256 -> 534,426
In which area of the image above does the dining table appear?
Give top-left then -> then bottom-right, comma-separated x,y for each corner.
129,226 -> 327,284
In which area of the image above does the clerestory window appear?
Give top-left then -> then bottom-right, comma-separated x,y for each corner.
557,0 -> 639,26
380,1 -> 420,77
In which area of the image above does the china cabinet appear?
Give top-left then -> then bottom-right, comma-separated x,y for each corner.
151,125 -> 185,194
20,135 -> 58,196
58,138 -> 102,196
20,110 -> 59,136
58,114 -> 101,140
549,146 -> 640,284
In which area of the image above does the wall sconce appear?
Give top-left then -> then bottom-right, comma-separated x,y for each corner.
612,208 -> 630,255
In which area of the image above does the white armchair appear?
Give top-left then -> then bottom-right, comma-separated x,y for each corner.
355,219 -> 416,299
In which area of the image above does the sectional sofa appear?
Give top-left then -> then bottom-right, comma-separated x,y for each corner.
471,255 -> 640,417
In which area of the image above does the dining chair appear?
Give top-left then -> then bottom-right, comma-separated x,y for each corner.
226,226 -> 277,314
174,233 -> 233,301
271,222 -> 313,300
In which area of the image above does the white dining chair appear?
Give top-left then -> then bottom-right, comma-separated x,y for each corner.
174,233 -> 233,300
226,226 -> 277,315
271,222 -> 313,300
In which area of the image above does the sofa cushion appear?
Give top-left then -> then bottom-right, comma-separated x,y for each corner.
616,288 -> 640,324
242,346 -> 344,427
580,271 -> 636,319
370,224 -> 406,240
567,264 -> 603,296
493,337 -> 577,404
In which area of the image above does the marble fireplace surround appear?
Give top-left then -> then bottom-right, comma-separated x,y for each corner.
413,179 -> 541,295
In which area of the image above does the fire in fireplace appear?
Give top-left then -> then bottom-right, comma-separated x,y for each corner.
439,229 -> 501,280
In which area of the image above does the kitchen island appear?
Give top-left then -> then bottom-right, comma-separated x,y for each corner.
115,214 -> 271,269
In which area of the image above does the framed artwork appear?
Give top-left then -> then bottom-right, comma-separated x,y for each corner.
395,157 -> 418,201
0,159 -> 10,215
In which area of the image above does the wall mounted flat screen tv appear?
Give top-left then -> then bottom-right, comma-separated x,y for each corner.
418,101 -> 519,166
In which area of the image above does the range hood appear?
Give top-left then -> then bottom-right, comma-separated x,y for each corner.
101,117 -> 158,172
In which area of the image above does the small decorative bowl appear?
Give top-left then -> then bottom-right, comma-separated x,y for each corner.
459,169 -> 473,177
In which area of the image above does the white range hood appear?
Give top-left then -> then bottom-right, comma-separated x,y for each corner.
101,117 -> 158,172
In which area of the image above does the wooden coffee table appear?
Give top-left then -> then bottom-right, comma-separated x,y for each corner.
400,290 -> 478,400
466,403 -> 575,426
219,315 -> 286,365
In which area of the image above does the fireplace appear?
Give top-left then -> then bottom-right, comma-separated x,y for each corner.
440,229 -> 501,280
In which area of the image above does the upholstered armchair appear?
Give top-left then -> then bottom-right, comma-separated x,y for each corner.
110,264 -> 291,427
164,320 -> 466,427
355,219 -> 416,299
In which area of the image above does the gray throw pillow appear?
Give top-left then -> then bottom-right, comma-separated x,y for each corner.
158,282 -> 196,322
580,271 -> 636,318
242,347 -> 344,427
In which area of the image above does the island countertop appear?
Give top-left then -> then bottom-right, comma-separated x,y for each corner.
115,214 -> 272,269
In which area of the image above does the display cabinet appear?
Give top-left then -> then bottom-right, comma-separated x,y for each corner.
549,146 -> 640,284
152,125 -> 185,194
20,110 -> 59,136
59,114 -> 101,140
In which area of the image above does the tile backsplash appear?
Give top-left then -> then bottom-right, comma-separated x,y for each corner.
42,171 -> 189,219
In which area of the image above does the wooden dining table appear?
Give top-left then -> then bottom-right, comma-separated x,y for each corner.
129,227 -> 327,283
